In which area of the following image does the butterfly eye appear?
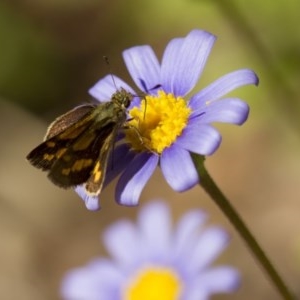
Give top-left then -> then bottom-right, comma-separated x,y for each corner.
123,97 -> 131,108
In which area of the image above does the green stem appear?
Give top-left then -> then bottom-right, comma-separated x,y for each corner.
192,154 -> 295,300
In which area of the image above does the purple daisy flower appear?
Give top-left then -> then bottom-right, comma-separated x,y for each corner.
77,29 -> 259,210
61,201 -> 239,300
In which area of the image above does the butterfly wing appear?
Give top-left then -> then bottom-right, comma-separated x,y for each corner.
26,104 -> 96,171
47,122 -> 117,189
81,126 -> 118,196
45,104 -> 96,139
27,98 -> 127,195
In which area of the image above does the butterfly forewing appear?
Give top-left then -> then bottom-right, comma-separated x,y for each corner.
45,104 -> 97,139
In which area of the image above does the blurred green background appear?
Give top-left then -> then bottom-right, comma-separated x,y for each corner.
1,0 -> 300,299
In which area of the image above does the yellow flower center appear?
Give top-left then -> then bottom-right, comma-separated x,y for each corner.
126,90 -> 191,154
123,265 -> 182,300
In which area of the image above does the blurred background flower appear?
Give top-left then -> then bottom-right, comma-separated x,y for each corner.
61,201 -> 239,300
1,0 -> 300,299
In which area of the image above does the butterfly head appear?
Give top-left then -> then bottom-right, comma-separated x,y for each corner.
111,88 -> 133,109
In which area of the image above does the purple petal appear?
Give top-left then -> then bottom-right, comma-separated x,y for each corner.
186,227 -> 229,273
161,30 -> 216,96
196,267 -> 240,293
175,123 -> 221,155
89,74 -> 136,102
62,268 -> 96,300
189,69 -> 259,109
75,185 -> 100,211
61,259 -> 122,300
184,288 -> 208,300
159,37 -> 183,93
137,202 -> 171,259
104,220 -> 140,266
173,210 -> 208,259
123,46 -> 160,93
191,98 -> 250,125
160,144 -> 198,192
116,153 -> 158,206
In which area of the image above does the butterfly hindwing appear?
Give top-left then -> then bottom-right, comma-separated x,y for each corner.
47,122 -> 117,188
82,127 -> 117,195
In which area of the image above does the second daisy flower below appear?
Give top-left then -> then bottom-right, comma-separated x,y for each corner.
61,201 -> 239,299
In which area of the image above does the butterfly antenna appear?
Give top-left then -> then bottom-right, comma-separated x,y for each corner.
103,55 -> 118,90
